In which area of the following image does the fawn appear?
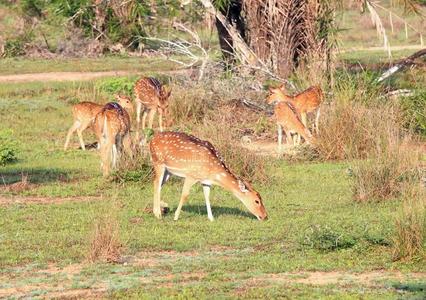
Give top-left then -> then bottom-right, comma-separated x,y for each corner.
149,132 -> 268,221
266,92 -> 313,151
269,85 -> 323,134
64,94 -> 133,151
134,77 -> 171,135
93,102 -> 133,177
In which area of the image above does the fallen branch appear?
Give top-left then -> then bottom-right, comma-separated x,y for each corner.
241,99 -> 274,117
377,48 -> 426,82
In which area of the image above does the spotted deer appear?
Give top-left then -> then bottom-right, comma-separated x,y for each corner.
64,94 -> 133,151
266,93 -> 313,151
269,85 -> 323,134
134,77 -> 171,135
149,132 -> 268,221
93,102 -> 132,176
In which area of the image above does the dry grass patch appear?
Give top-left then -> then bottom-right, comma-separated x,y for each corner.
88,213 -> 122,263
393,186 -> 426,261
352,140 -> 421,202
315,102 -> 403,160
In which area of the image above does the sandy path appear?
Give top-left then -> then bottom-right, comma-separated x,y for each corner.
0,70 -> 139,83
0,69 -> 188,83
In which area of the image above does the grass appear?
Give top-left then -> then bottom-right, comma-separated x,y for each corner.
0,74 -> 424,298
0,56 -> 182,75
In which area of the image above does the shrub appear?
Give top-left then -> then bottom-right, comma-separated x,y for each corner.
302,225 -> 357,252
0,129 -> 19,165
88,213 -> 122,263
392,187 -> 426,261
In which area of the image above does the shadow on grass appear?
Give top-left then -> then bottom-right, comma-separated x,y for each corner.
179,204 -> 255,220
0,168 -> 72,185
392,282 -> 426,293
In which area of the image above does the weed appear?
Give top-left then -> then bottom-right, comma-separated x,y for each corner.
392,187 -> 426,261
0,129 -> 19,165
112,150 -> 153,184
302,225 -> 357,252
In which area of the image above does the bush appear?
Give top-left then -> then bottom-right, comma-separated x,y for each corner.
0,129 -> 19,165
392,187 -> 426,261
302,225 -> 357,252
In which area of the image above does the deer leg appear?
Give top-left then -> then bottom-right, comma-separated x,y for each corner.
174,177 -> 196,221
285,130 -> 293,146
148,109 -> 156,130
315,107 -> 321,134
153,164 -> 166,219
301,112 -> 308,130
141,109 -> 148,131
122,133 -> 133,158
112,144 -> 118,170
64,120 -> 81,150
135,101 -> 142,141
277,124 -> 283,153
202,184 -> 214,221
100,136 -> 113,177
158,111 -> 164,132
77,128 -> 86,151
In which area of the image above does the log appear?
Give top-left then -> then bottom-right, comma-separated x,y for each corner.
378,48 -> 426,82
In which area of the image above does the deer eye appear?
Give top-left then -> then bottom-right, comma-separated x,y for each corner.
255,200 -> 260,204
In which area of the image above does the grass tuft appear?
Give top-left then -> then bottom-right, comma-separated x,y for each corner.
392,186 -> 426,261
88,212 -> 122,263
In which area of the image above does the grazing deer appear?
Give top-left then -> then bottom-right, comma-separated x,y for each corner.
266,93 -> 313,151
269,85 -> 323,134
64,94 -> 133,151
149,132 -> 268,221
93,102 -> 132,176
134,77 -> 171,135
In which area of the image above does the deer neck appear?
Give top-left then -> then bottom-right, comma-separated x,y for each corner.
212,168 -> 244,197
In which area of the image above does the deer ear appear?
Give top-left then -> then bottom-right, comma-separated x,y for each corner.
238,180 -> 249,193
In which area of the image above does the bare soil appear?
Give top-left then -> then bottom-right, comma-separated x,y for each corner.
0,69 -> 189,83
0,195 -> 103,206
1,249 -> 424,299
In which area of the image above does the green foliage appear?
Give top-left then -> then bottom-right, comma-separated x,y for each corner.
20,0 -> 44,17
3,38 -> 26,57
303,225 -> 357,252
0,129 -> 19,165
95,77 -> 136,95
399,91 -> 426,136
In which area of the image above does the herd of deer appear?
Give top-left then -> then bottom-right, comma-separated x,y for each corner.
63,76 -> 323,221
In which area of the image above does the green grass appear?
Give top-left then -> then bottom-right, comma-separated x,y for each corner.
0,78 -> 424,299
0,56 -> 182,75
